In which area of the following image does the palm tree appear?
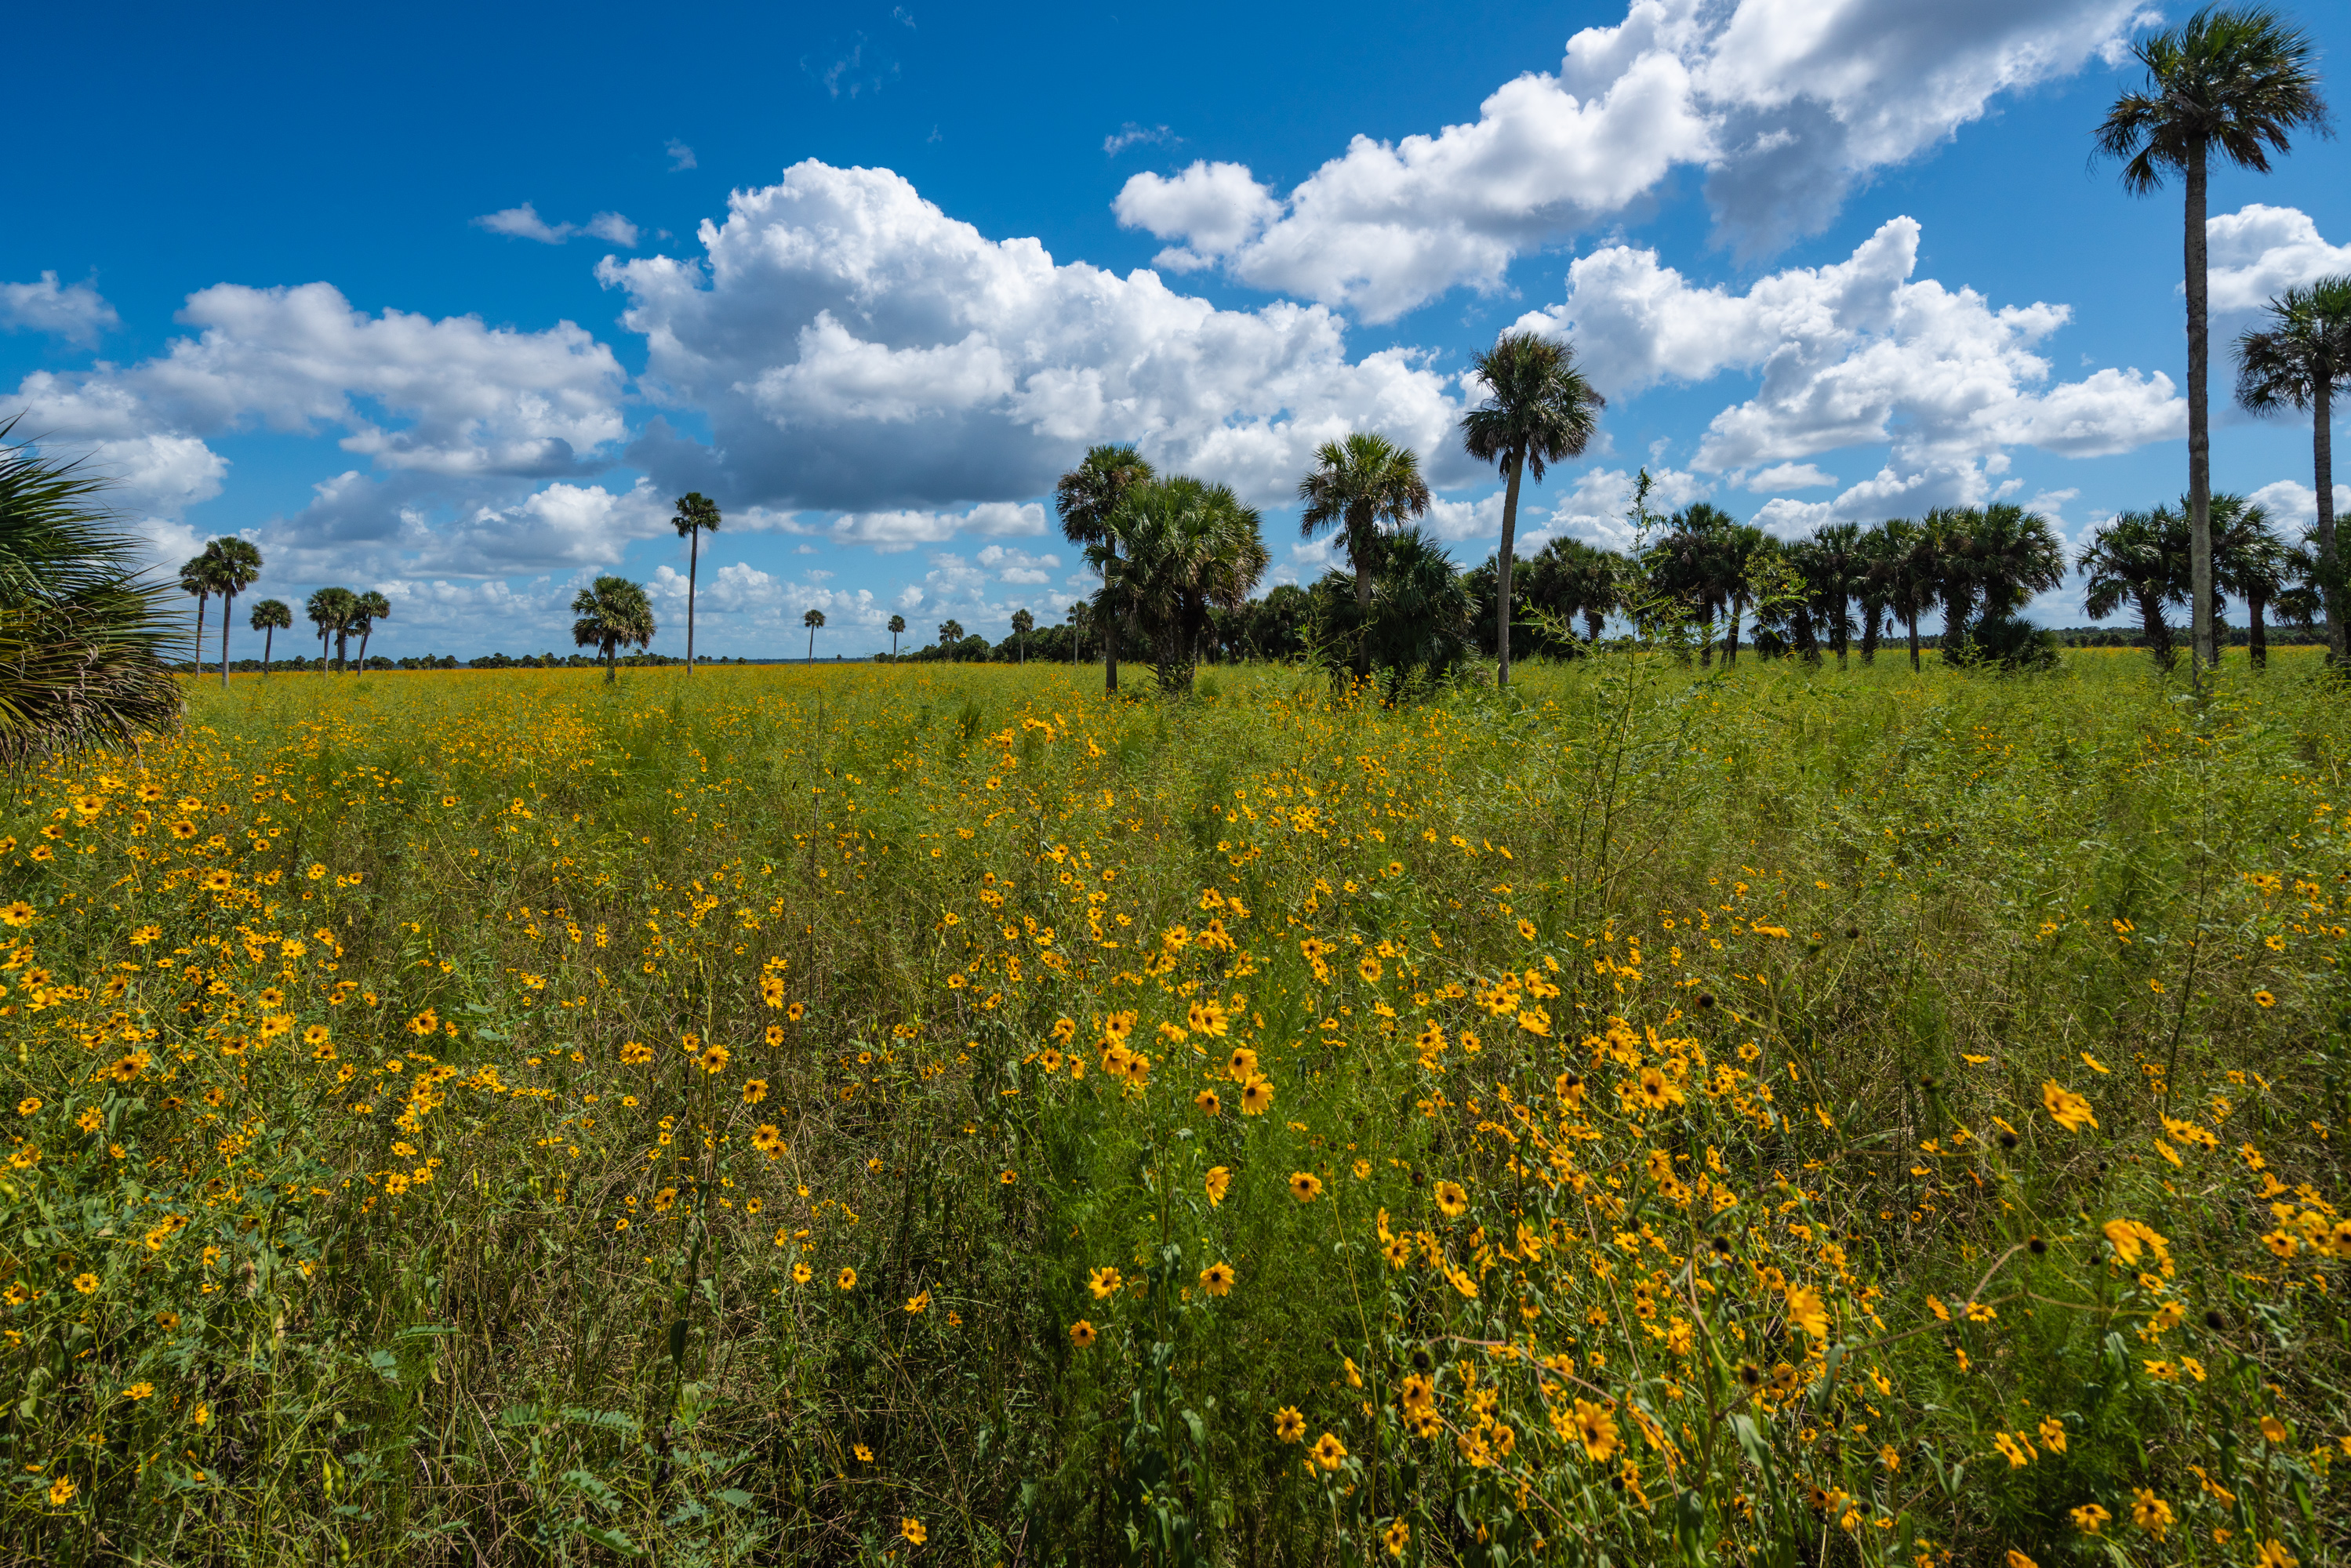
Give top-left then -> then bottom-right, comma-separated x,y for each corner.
1297,432 -> 1432,682
2095,5 -> 2331,674
2211,495 -> 2290,667
351,589 -> 390,672
938,619 -> 965,659
1056,445 -> 1155,694
2082,508 -> 2191,671
1010,608 -> 1034,664
178,555 -> 211,671
1321,526 -> 1475,699
1855,524 -> 1895,663
0,419 -> 181,766
803,606 -> 826,662
304,589 -> 335,672
887,613 -> 907,660
1643,504 -> 1728,661
1942,503 -> 2067,661
672,492 -> 721,673
249,597 -> 292,676
1089,477 -> 1267,695
1066,601 -> 1092,662
1460,330 -> 1604,687
1805,522 -> 1868,666
572,576 -> 656,683
2234,274 -> 2351,663
198,537 -> 262,688
1517,535 -> 1622,648
305,586 -> 358,673
1872,518 -> 1942,671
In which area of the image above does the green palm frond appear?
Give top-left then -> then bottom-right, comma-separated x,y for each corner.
0,418 -> 184,768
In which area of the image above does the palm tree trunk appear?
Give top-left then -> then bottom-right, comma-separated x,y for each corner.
262,626 -> 273,676
358,627 -> 372,671
1906,610 -> 1920,672
192,591 -> 208,671
219,593 -> 233,688
1726,598 -> 1743,667
1495,454 -> 1524,688
2316,378 -> 2343,666
1353,519 -> 1375,684
2186,140 -> 2215,677
808,626 -> 816,662
2249,589 -> 2269,670
334,630 -> 348,673
1104,546 -> 1120,695
686,528 -> 699,674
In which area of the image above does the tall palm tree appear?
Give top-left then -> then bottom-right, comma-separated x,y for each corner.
199,537 -> 262,688
1089,476 -> 1267,696
1056,445 -> 1155,694
671,492 -> 721,674
938,619 -> 965,659
1010,608 -> 1034,665
803,606 -> 826,661
1461,331 -> 1604,687
0,419 -> 181,766
179,555 -> 211,671
887,613 -> 907,660
249,597 -> 292,677
572,576 -> 656,684
2211,494 -> 2289,667
351,590 -> 390,673
2095,5 -> 2331,674
1065,601 -> 1091,662
2082,508 -> 2191,671
2234,274 -> 2351,663
1297,432 -> 1432,682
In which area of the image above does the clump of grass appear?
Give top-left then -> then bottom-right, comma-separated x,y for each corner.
0,649 -> 2344,1566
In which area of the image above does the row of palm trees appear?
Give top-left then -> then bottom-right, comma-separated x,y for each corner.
301,586 -> 391,673
1522,493 -> 2313,673
175,539 -> 398,681
2095,6 -> 2335,671
1056,329 -> 1602,694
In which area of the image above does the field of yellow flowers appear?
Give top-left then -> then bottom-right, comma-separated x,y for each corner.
2,649 -> 2347,1567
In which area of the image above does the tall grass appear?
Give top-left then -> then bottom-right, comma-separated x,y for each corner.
2,648 -> 2346,1566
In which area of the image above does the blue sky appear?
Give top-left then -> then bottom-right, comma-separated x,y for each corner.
9,0 -> 2350,659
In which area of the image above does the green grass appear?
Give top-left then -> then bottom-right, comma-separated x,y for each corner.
2,648 -> 2346,1566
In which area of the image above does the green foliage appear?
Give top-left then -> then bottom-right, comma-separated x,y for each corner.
0,426 -> 182,770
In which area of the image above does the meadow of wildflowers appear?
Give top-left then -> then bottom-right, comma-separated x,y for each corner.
2,650 -> 2346,1566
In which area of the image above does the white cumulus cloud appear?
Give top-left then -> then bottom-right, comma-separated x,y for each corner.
9,282 -> 627,503
600,161 -> 1467,521
0,272 -> 119,346
1520,216 -> 2182,518
2206,205 -> 2351,314
1114,0 -> 2149,319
